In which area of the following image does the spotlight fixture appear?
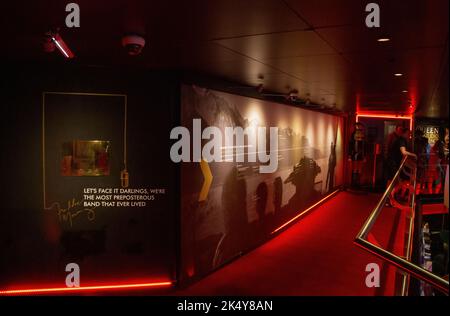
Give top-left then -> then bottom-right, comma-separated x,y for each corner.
287,90 -> 299,102
394,73 -> 403,77
44,30 -> 75,58
377,37 -> 390,42
402,90 -> 408,93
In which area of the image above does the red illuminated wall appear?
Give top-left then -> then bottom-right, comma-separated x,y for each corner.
179,84 -> 345,284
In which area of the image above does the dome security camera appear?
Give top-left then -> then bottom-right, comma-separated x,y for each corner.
121,34 -> 146,56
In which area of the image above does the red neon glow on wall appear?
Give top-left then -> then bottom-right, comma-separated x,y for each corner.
407,81 -> 418,115
356,113 -> 413,130
271,189 -> 340,234
0,280 -> 173,295
356,94 -> 361,113
51,33 -> 75,59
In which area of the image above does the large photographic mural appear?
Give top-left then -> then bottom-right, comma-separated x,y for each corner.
180,85 -> 344,283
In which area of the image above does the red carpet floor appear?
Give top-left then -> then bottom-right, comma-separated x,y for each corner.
175,191 -> 406,296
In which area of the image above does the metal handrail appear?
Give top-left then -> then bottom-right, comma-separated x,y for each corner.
400,160 -> 417,296
355,156 -> 449,295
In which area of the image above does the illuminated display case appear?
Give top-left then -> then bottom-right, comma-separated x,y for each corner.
61,140 -> 111,176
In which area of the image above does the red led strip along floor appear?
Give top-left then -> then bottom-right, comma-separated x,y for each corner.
271,189 -> 340,234
0,281 -> 173,295
3,191 -> 340,294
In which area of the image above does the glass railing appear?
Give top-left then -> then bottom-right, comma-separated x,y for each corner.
355,156 -> 449,295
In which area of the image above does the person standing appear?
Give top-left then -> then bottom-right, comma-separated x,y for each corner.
386,127 -> 417,181
442,128 -> 449,176
385,128 -> 417,204
414,129 -> 429,193
444,128 -> 449,208
348,122 -> 366,188
384,125 -> 404,183
386,125 -> 404,159
426,128 -> 449,194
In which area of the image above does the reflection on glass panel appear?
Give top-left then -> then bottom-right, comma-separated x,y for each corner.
61,140 -> 110,176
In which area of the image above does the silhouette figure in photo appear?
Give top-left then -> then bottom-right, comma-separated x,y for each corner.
214,167 -> 248,268
254,181 -> 269,241
273,177 -> 283,213
256,182 -> 268,222
326,141 -> 337,192
284,157 -> 321,209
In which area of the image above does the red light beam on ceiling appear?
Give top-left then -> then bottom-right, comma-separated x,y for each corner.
0,280 -> 173,295
271,189 -> 340,235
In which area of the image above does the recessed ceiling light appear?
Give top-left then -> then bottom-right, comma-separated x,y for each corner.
402,90 -> 408,93
377,37 -> 390,42
394,73 -> 403,77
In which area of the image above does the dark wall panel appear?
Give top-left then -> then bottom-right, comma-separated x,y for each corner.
0,65 -> 179,290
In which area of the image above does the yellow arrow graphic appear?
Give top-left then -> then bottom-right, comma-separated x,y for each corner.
198,160 -> 213,202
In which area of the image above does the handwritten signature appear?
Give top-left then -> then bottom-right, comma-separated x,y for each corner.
45,198 -> 97,227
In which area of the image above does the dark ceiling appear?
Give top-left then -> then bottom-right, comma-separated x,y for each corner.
2,0 -> 448,118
